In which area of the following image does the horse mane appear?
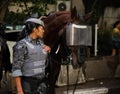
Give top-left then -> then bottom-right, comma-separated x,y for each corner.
43,11 -> 71,33
42,11 -> 71,47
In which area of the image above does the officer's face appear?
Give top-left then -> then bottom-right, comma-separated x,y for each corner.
37,26 -> 45,38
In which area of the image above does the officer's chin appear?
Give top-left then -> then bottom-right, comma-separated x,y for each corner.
40,35 -> 44,38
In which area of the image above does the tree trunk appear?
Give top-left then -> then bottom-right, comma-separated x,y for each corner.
0,0 -> 9,22
72,0 -> 85,14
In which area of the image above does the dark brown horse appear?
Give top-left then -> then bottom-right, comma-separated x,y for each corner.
42,7 -> 81,94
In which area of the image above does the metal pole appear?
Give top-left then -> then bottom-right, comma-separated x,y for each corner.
66,64 -> 69,94
94,24 -> 98,56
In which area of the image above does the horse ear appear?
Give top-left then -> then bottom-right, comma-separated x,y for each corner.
71,6 -> 80,23
71,6 -> 76,19
83,11 -> 93,21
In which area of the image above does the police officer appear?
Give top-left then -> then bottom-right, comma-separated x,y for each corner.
12,18 -> 51,94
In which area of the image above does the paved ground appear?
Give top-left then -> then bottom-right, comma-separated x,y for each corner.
55,78 -> 120,94
0,77 -> 120,94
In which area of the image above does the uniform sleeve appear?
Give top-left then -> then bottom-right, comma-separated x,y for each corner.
12,41 -> 27,77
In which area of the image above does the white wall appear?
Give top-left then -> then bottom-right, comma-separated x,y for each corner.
98,7 -> 120,29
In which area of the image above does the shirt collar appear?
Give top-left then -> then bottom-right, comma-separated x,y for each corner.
25,36 -> 43,45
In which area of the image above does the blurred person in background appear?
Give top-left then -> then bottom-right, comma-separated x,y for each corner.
111,21 -> 120,56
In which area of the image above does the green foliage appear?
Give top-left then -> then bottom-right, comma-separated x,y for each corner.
4,0 -> 57,25
4,11 -> 27,25
10,0 -> 57,4
97,29 -> 113,56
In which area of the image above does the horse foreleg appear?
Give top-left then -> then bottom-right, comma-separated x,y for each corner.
48,61 -> 61,94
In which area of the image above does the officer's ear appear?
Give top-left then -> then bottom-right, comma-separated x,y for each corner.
33,27 -> 38,33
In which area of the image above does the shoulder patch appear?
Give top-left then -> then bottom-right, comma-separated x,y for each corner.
14,41 -> 26,50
